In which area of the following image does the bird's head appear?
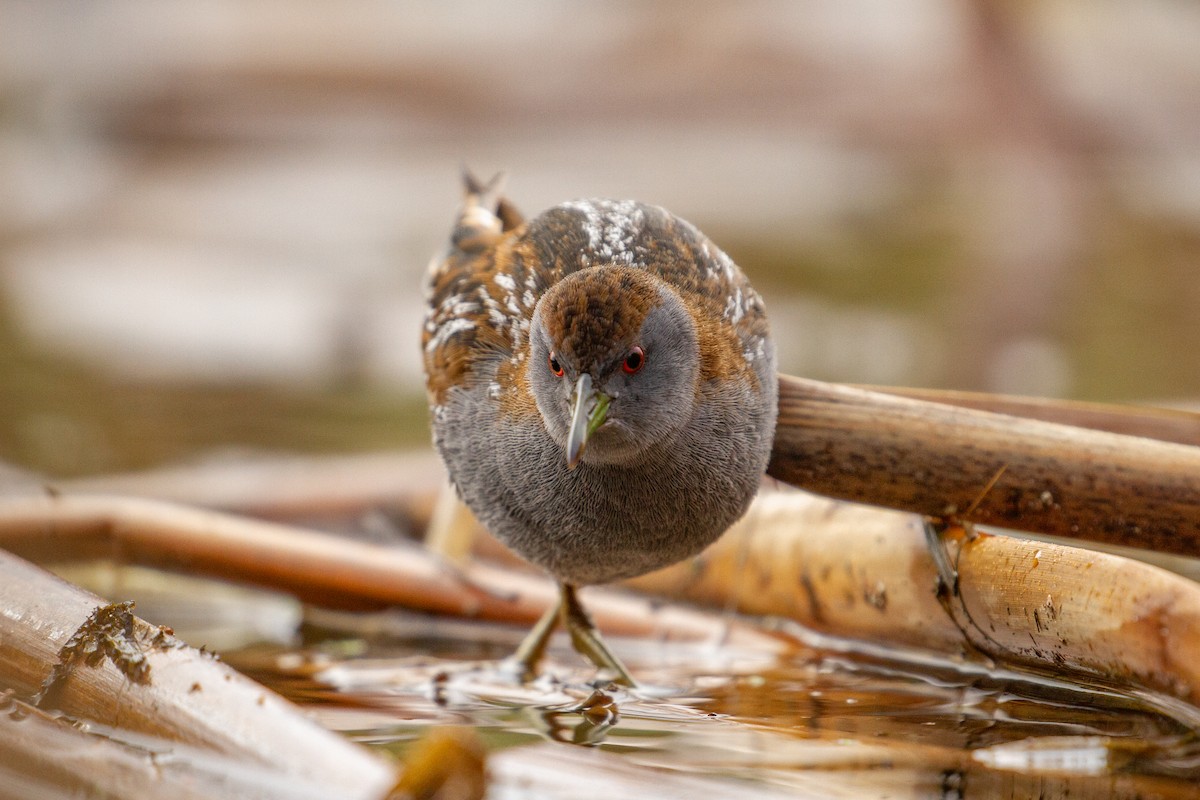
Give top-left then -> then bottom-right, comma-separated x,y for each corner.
528,266 -> 700,468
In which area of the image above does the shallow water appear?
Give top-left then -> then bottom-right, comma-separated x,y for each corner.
211,604 -> 1200,798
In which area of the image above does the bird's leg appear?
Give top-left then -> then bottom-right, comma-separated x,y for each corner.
507,584 -> 637,686
559,583 -> 637,687
508,593 -> 564,682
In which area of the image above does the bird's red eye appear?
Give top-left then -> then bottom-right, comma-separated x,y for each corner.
548,353 -> 564,377
622,346 -> 645,374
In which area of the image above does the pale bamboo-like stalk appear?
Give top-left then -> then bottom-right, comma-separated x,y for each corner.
51,451 -> 446,523
629,491 -> 1200,709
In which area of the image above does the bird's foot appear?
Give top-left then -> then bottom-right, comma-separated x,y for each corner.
560,585 -> 637,688
505,584 -> 637,688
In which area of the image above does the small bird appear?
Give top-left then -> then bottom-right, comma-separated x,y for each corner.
422,172 -> 778,684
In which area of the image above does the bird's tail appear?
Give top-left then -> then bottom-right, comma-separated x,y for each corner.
455,168 -> 524,254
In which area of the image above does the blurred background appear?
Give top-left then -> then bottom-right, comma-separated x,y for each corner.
1,0 -> 1198,478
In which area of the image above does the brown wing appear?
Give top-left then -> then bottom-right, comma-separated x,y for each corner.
422,172 -> 528,407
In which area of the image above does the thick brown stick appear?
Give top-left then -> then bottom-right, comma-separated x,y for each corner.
0,550 -> 396,798
768,376 -> 1200,557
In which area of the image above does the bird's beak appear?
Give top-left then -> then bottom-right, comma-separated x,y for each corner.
566,373 -> 610,470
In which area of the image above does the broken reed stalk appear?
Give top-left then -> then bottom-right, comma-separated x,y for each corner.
0,549 -> 397,799
769,375 -> 1200,557
629,491 -> 1200,711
